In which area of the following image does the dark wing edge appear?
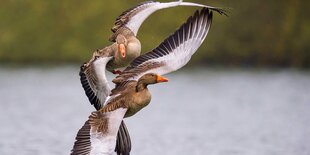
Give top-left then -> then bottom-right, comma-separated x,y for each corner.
115,121 -> 132,155
79,56 -> 113,110
79,64 -> 102,110
71,120 -> 91,155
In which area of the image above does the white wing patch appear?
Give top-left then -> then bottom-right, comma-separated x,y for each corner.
126,1 -> 179,35
89,108 -> 127,155
93,57 -> 113,105
80,56 -> 113,110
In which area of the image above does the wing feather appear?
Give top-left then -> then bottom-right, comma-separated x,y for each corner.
115,121 -> 132,155
71,108 -> 127,155
80,56 -> 113,110
113,8 -> 213,84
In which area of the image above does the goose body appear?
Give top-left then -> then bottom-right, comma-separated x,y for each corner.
106,32 -> 141,72
72,8 -> 220,155
72,73 -> 168,155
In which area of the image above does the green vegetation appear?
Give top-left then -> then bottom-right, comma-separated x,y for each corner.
0,0 -> 309,67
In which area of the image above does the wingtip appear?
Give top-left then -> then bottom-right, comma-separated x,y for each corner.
209,7 -> 230,17
179,1 -> 230,17
115,121 -> 132,155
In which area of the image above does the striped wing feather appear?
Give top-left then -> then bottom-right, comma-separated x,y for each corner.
115,121 -> 132,154
80,57 -> 112,110
71,121 -> 91,155
113,8 -> 213,84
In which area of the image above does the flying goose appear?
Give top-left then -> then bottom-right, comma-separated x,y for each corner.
72,8 -> 214,155
80,1 -> 227,154
80,0 -> 226,110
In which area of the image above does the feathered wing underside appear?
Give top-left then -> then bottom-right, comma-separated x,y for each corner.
110,0 -> 227,39
71,120 -> 91,155
80,57 -> 113,110
71,108 -> 127,155
113,8 -> 213,84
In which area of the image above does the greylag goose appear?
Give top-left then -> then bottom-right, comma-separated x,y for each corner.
79,1 -> 227,154
72,8 -> 215,155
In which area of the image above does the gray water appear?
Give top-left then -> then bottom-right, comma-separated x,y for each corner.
0,66 -> 309,155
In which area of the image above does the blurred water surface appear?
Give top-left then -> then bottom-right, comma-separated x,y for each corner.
0,66 -> 309,155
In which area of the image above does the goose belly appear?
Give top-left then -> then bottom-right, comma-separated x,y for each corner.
125,90 -> 151,117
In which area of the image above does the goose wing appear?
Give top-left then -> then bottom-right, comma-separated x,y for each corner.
80,56 -> 113,110
113,8 -> 213,84
71,108 -> 127,155
115,121 -> 131,155
109,0 -> 227,41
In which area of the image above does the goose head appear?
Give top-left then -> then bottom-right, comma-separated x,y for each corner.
138,73 -> 169,85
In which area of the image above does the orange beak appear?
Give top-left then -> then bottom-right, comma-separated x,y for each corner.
156,75 -> 169,83
119,44 -> 126,58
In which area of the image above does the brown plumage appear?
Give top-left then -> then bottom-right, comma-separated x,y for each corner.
106,28 -> 141,72
81,27 -> 140,77
102,73 -> 167,117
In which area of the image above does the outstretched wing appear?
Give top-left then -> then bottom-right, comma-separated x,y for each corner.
109,0 -> 227,41
71,108 -> 127,155
80,57 -> 133,155
113,8 -> 213,84
80,56 -> 113,110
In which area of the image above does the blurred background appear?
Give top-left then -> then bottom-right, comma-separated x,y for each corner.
1,0 -> 309,155
1,0 -> 309,67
